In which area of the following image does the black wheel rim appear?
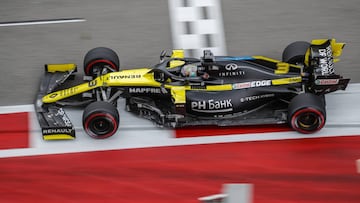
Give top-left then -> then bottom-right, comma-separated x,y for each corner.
89,117 -> 113,135
296,112 -> 320,132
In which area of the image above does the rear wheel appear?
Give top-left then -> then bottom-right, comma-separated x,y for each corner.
288,93 -> 326,134
282,41 -> 310,64
83,101 -> 119,139
84,47 -> 120,76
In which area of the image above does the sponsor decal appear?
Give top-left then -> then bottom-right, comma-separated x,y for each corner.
317,46 -> 335,75
219,71 -> 245,77
191,99 -> 233,113
250,80 -> 272,87
225,63 -> 240,71
111,75 -> 141,80
219,63 -> 245,77
315,79 -> 339,85
55,108 -> 72,127
233,80 -> 271,89
240,93 -> 275,103
42,128 -> 73,135
233,82 -> 251,89
129,87 -> 164,94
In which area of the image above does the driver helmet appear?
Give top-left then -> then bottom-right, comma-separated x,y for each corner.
181,64 -> 198,77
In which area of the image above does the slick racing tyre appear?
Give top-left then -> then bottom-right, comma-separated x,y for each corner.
84,47 -> 120,76
83,101 -> 119,139
288,93 -> 326,134
282,41 -> 310,65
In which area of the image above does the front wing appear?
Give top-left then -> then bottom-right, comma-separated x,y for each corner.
35,64 -> 77,140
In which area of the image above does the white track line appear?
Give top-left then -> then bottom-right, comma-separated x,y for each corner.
0,104 -> 34,114
0,18 -> 86,27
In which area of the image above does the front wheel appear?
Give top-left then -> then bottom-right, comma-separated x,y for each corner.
84,47 -> 120,76
288,93 -> 326,134
83,101 -> 119,139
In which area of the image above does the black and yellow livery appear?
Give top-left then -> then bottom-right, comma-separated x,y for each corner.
35,39 -> 350,140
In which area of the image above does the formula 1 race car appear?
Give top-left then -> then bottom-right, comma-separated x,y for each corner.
35,39 -> 349,140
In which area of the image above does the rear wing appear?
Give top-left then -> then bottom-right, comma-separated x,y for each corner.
305,39 -> 345,75
305,39 -> 350,94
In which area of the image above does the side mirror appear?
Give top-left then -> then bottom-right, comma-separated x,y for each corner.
160,50 -> 167,63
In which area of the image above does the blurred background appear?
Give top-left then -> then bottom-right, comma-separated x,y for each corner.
0,0 -> 359,105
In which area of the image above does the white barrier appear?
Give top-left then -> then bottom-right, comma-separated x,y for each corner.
198,194 -> 227,203
198,184 -> 253,203
168,0 -> 227,57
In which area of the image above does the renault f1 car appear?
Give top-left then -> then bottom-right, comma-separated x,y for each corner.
35,39 -> 349,140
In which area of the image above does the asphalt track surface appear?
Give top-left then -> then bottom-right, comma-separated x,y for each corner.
0,0 -> 359,105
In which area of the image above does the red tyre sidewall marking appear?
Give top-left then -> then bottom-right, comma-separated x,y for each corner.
84,113 -> 118,139
291,107 -> 325,134
85,59 -> 118,75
